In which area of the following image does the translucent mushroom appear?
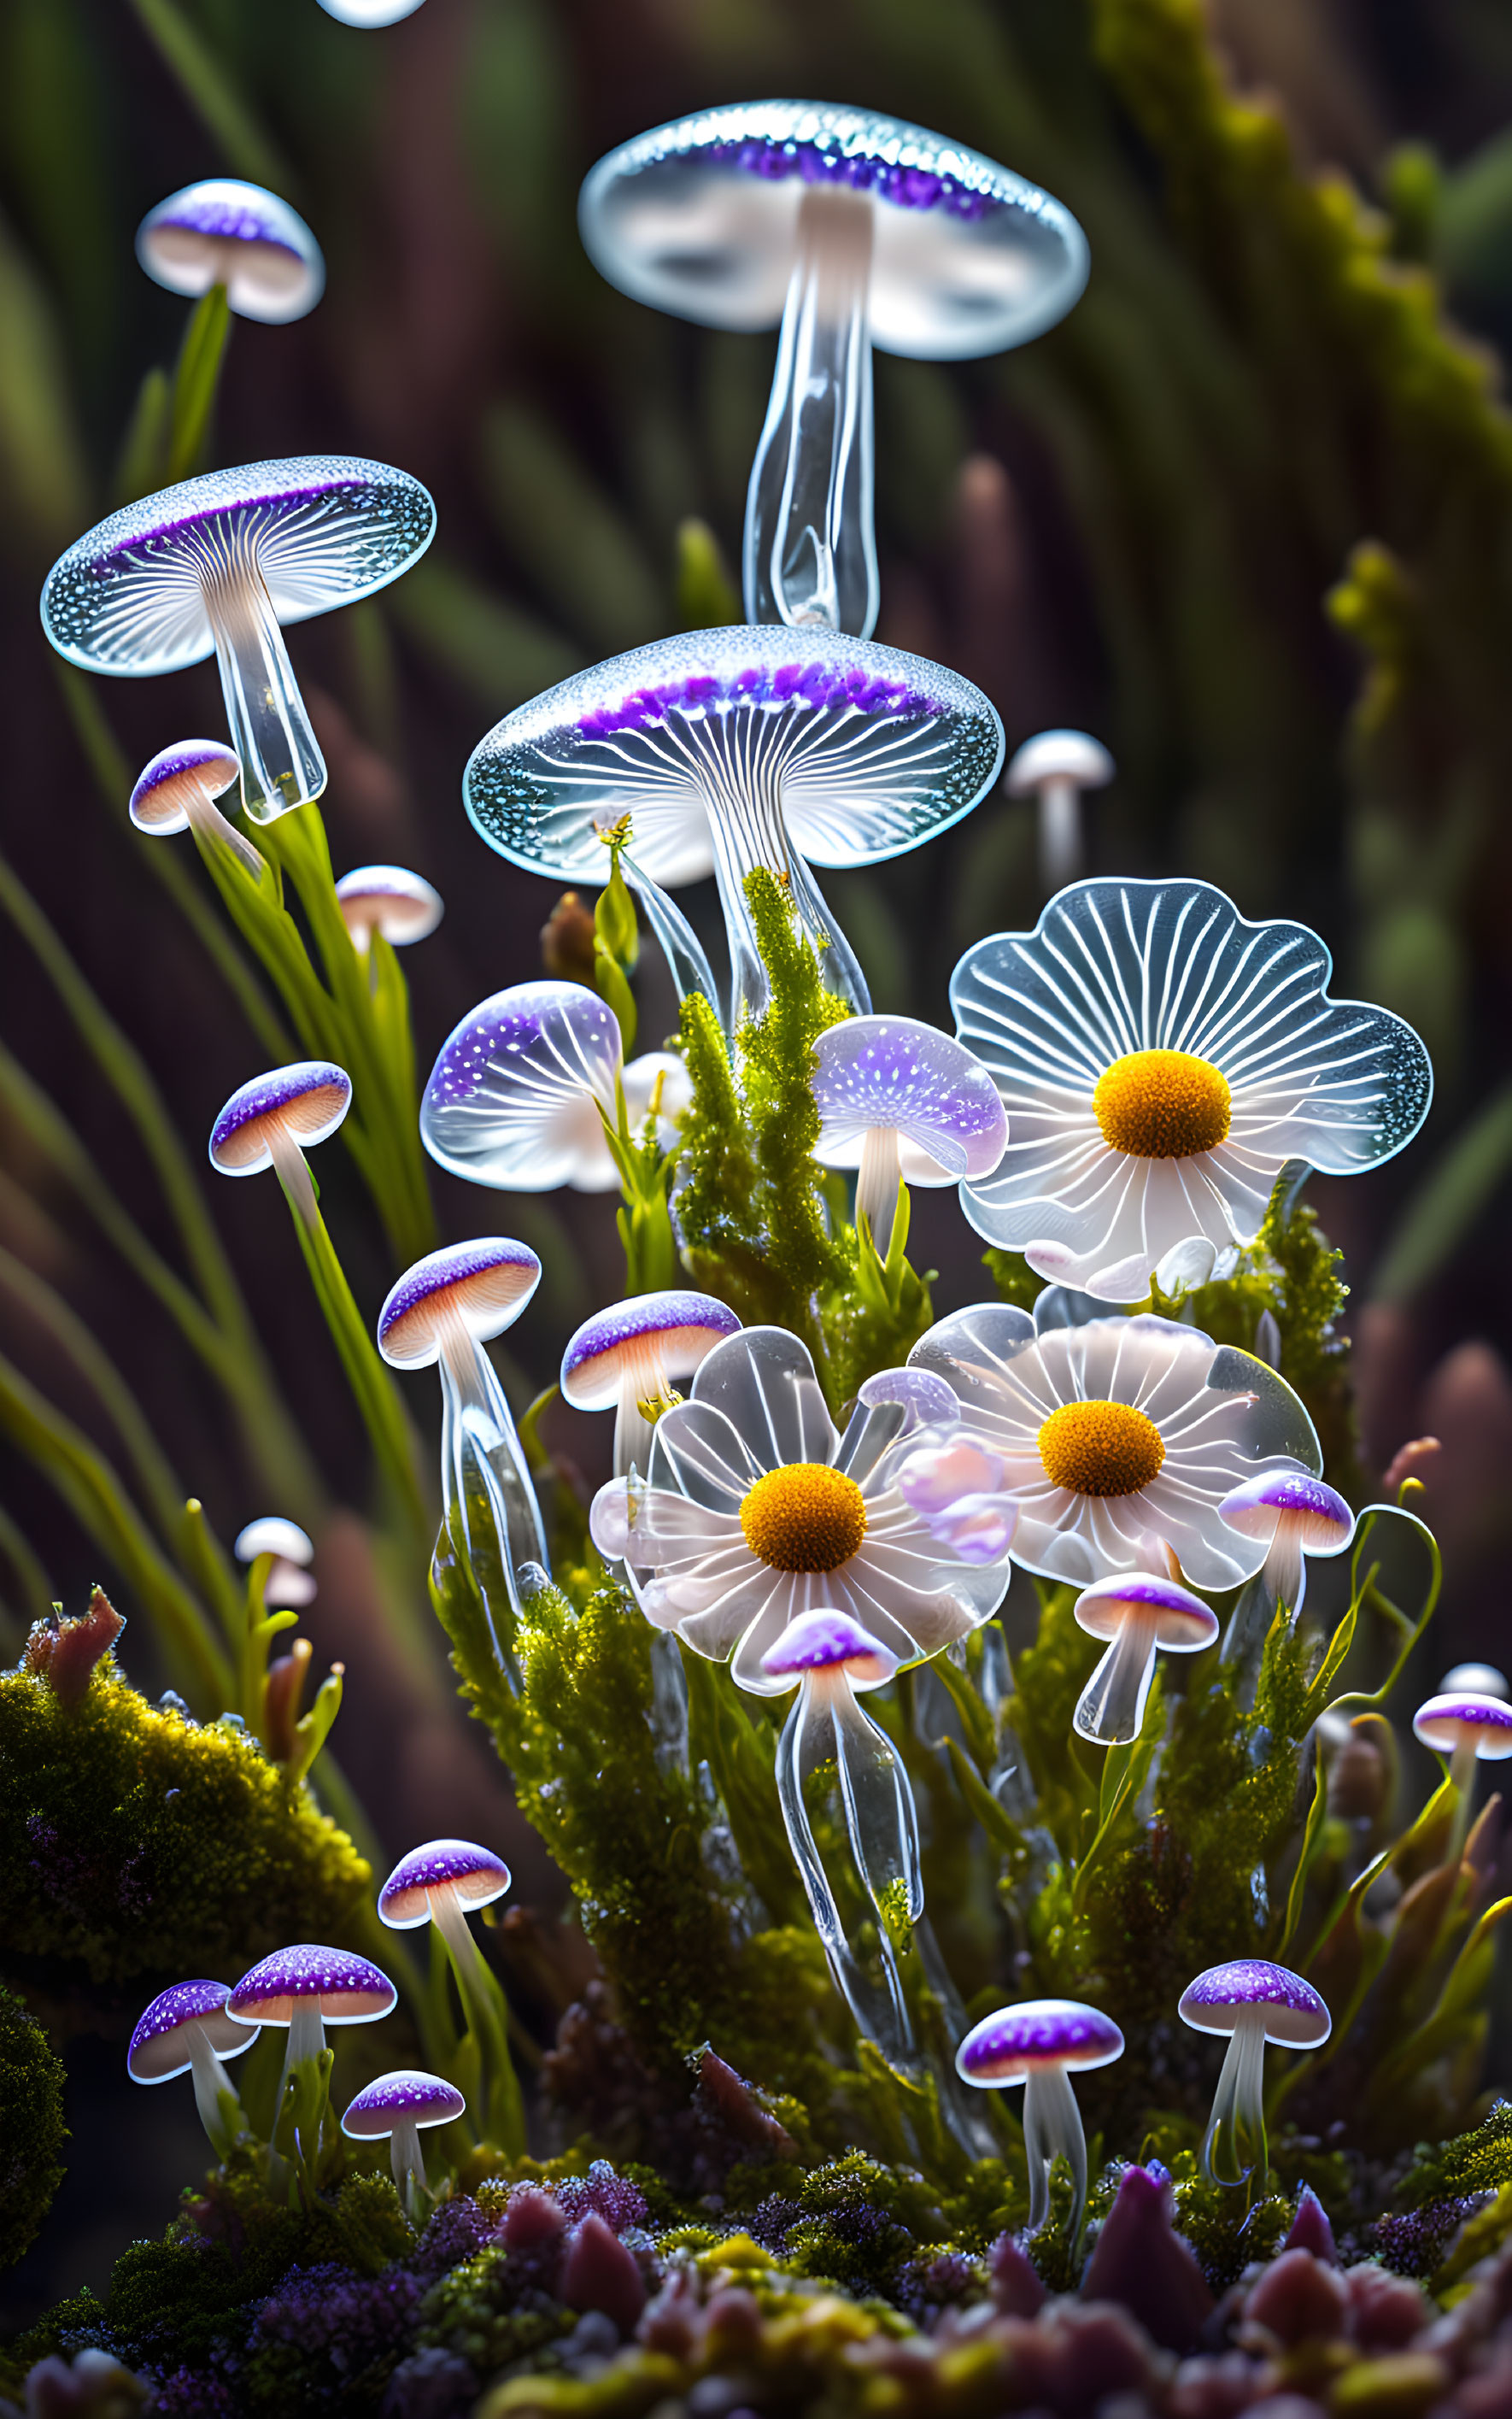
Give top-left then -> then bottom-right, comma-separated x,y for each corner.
1219,1470 -> 1354,1623
1178,1959 -> 1330,2186
227,1945 -> 395,2181
41,455 -> 435,822
579,103 -> 1086,637
334,865 -> 443,954
810,1014 -> 1007,1252
1005,729 -> 1113,890
318,0 -> 427,21
130,739 -> 263,881
127,1980 -> 259,2158
136,181 -> 325,323
955,1998 -> 1124,2240
378,1840 -> 520,2154
1412,1692 -> 1512,1853
560,1290 -> 741,1477
234,1513 -> 316,1609
342,2070 -> 463,2214
462,628 -> 1002,1022
1072,1571 -> 1218,1747
1442,1663 -> 1510,1698
208,1060 -> 351,1226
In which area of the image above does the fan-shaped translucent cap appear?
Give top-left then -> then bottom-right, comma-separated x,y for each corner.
41,456 -> 435,678
130,739 -> 239,834
334,866 -> 442,948
956,1998 -> 1124,2086
811,1015 -> 1007,1183
1005,730 -> 1113,796
1072,1571 -> 1217,1651
420,982 -> 624,1191
579,102 -> 1087,361
227,1945 -> 396,2028
234,1517 -> 314,1565
378,1240 -> 542,1368
128,1981 -> 257,2081
760,1608 -> 898,1688
378,1839 -> 512,1928
560,1291 -> 741,1410
1219,1471 -> 1353,1549
209,1061 -> 351,1174
342,2069 -> 465,2138
463,627 -> 1003,890
1412,1693 -> 1512,1760
136,181 -> 325,323
1178,1959 -> 1330,2047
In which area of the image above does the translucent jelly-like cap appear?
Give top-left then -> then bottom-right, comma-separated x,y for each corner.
1072,1571 -> 1216,1650
810,1015 -> 1007,1181
1219,1470 -> 1354,1547
579,101 -> 1087,360
464,627 -> 1002,890
334,865 -> 442,948
759,1607 -> 897,1687
378,1240 -> 542,1367
209,1061 -> 351,1175
420,982 -> 624,1193
136,180 -> 325,323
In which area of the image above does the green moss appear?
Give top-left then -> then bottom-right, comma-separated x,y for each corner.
0,1984 -> 66,2269
1398,2100 -> 1512,2207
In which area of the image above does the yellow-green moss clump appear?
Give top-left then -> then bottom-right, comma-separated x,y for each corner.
0,1985 -> 67,2269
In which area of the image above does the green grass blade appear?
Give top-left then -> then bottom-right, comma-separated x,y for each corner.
167,282 -> 231,482
125,0 -> 295,191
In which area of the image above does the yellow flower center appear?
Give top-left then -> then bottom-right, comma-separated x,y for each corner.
739,1462 -> 868,1574
1093,1049 -> 1232,1159
1037,1400 -> 1166,1497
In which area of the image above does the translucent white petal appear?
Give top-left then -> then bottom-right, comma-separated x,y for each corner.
648,1399 -> 764,1512
684,1324 -> 838,1471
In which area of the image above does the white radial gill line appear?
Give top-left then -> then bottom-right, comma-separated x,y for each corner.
1038,919 -> 1142,1066
1082,887 -> 1159,1049
1220,1002 -> 1387,1092
1056,899 -> 1147,1061
1152,894 -> 1227,1046
961,979 -> 1111,1091
1117,884 -> 1162,1046
1187,932 -> 1319,1066
983,948 -> 1128,1076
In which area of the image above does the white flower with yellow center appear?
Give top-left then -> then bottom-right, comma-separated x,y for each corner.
952,878 -> 1432,1302
588,1326 -> 1011,1691
906,1295 -> 1321,1590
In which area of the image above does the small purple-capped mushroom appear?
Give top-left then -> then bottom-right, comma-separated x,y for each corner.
760,1606 -> 899,1690
956,1998 -> 1124,2240
228,1944 -> 395,2169
318,0 -> 427,23
378,1841 -> 516,2153
341,2070 -> 464,2206
810,1015 -> 1007,1254
560,1290 -> 741,1477
1413,1694 -> 1512,1847
130,739 -> 262,880
1179,1959 -> 1330,2185
1072,1571 -> 1217,1746
127,1980 -> 259,2157
136,180 -> 325,323
334,865 -> 442,954
234,1514 -> 316,1609
208,1060 -> 351,1225
1005,729 -> 1114,890
1219,1470 -> 1354,1620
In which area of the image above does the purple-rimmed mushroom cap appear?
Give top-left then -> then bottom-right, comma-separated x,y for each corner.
234,1515 -> 316,1608
341,2069 -> 464,2140
957,1997 -> 1123,2085
1074,1571 -> 1217,1650
136,180 -> 325,323
378,1839 -> 512,1929
560,1293 -> 741,1478
209,1061 -> 351,1176
1412,1694 -> 1512,1762
130,740 -> 239,834
1219,1471 -> 1354,1552
227,1945 -> 396,2030
760,1607 -> 898,1690
420,981 -> 628,1194
857,1367 -> 960,1436
1178,1960 -> 1330,2048
812,1017 -> 1007,1183
378,1241 -> 542,1370
127,1980 -> 255,2082
334,865 -> 443,951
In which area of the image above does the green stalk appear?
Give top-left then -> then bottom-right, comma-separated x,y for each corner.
125,0 -> 295,191
167,283 -> 231,483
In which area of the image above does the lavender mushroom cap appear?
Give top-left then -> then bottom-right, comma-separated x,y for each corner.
420,981 -> 624,1192
1178,1959 -> 1330,2046
760,1608 -> 898,1686
128,1981 -> 257,2081
136,180 -> 325,323
226,1945 -> 396,2028
334,865 -> 442,947
560,1292 -> 741,1410
341,2070 -> 465,2138
208,1061 -> 351,1174
1220,1470 -> 1354,1547
1413,1693 -> 1512,1759
130,740 -> 239,832
810,1015 -> 1008,1181
1073,1572 -> 1218,1650
957,1998 -> 1124,2085
378,1240 -> 542,1368
378,1839 -> 512,1928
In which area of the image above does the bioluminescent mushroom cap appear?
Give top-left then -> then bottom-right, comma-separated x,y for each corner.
810,1016 -> 1008,1183
1005,730 -> 1114,797
1219,1470 -> 1354,1549
136,181 -> 324,323
419,982 -> 624,1193
208,1061 -> 351,1175
378,1240 -> 542,1369
334,865 -> 443,949
318,0 -> 426,22
1073,1571 -> 1217,1651
578,103 -> 1087,360
1412,1694 -> 1512,1760
341,2070 -> 465,2140
956,1998 -> 1124,2086
560,1292 -> 741,1411
127,1981 -> 256,2081
227,1944 -> 396,2028
462,628 -> 1003,890
130,739 -> 239,834
759,1607 -> 898,1688
234,1517 -> 314,1565
1443,1663 -> 1510,1699
1178,1960 -> 1330,2048
378,1839 -> 513,1929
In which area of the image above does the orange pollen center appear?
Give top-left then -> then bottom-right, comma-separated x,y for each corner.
1037,1400 -> 1166,1497
739,1462 -> 868,1574
1093,1049 -> 1232,1159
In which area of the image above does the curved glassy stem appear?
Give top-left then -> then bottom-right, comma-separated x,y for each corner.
1202,2005 -> 1269,2185
744,186 -> 877,637
1450,1740 -> 1479,1862
621,853 -> 720,1018
438,1321 -> 549,1682
855,1124 -> 902,1255
1262,1525 -> 1305,1622
187,790 -> 267,884
1073,1612 -> 1157,1746
1038,778 -> 1082,891
1022,2061 -> 1088,2240
700,775 -> 870,1024
190,523 -> 327,821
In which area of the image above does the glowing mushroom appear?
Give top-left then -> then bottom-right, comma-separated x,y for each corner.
1071,1571 -> 1218,1747
1442,1663 -> 1509,1698
1005,730 -> 1113,890
378,1840 -> 520,2157
580,104 -> 1086,637
318,0 -> 426,21
1412,1692 -> 1512,1842
956,1998 -> 1124,2240
129,740 -> 262,880
136,181 -> 325,324
127,1980 -> 259,2158
41,456 -> 435,822
234,1514 -> 316,1609
342,2070 -> 463,2211
1178,1960 -> 1330,2186
810,1015 -> 1007,1254
208,1060 -> 351,1226
560,1291 -> 741,1477
334,866 -> 443,954
1218,1471 -> 1354,1621
227,1945 -> 395,2179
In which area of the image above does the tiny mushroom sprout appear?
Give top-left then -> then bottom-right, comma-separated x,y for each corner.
1412,1693 -> 1512,1852
127,1980 -> 259,2158
560,1289 -> 741,1477
956,1999 -> 1124,2241
1005,728 -> 1113,890
1179,1959 -> 1330,2186
208,1060 -> 351,1225
460,627 -> 1003,1023
809,1014 -> 1008,1254
1071,1571 -> 1218,1747
342,2071 -> 464,2213
129,739 -> 262,880
136,180 -> 325,323
40,455 -> 435,823
1218,1469 -> 1354,1622
378,1841 -> 520,2157
334,865 -> 443,954
227,1945 -> 396,2176
579,103 -> 1086,637
234,1514 -> 316,1609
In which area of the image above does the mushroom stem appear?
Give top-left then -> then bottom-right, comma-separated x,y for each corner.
186,2024 -> 241,2159
1260,1519 -> 1305,1620
1449,1741 -> 1480,1859
620,853 -> 720,1017
388,2117 -> 426,2212
267,1127 -> 319,1227
1037,774 -> 1082,890
744,185 -> 877,637
697,747 -> 870,1023
438,1318 -> 549,1672
855,1124 -> 903,1256
186,782 -> 266,882
431,1884 -> 525,2159
1202,2002 -> 1269,2186
1073,1609 -> 1158,1746
268,1995 -> 325,2188
191,525 -> 328,821
1021,2059 -> 1087,2240
613,1356 -> 670,1482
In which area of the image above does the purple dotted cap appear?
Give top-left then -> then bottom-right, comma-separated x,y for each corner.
1220,1470 -> 1354,1550
378,1838 -> 512,1929
209,1060 -> 351,1175
463,628 -> 1002,890
128,1980 -> 258,2081
342,2069 -> 466,2139
811,1015 -> 1007,1183
227,1944 -> 396,2029
334,865 -> 443,948
560,1291 -> 741,1411
760,1608 -> 898,1690
1179,1960 -> 1330,2048
378,1240 -> 542,1369
957,1998 -> 1124,2087
1413,1692 -> 1512,1761
136,180 -> 324,322
420,981 -> 623,1192
130,739 -> 239,833
579,103 -> 1086,360
1073,1572 -> 1218,1651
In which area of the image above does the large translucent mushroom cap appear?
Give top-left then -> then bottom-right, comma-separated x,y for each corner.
1072,1571 -> 1217,1652
378,1240 -> 542,1368
759,1607 -> 899,1691
420,981 -> 624,1192
136,181 -> 325,323
810,1015 -> 1007,1183
579,102 -> 1087,360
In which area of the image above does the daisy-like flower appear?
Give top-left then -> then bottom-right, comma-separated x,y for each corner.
952,878 -> 1433,1301
588,1325 -> 1011,1690
905,1295 -> 1321,1590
